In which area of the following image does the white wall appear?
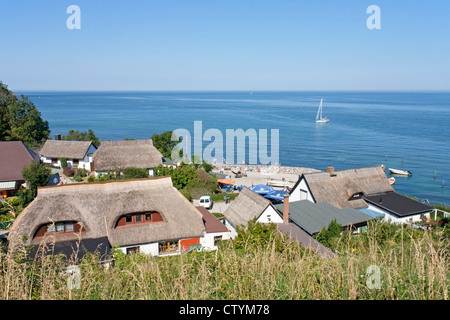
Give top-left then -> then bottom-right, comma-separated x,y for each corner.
256,205 -> 284,224
367,203 -> 431,224
40,143 -> 96,171
289,178 -> 314,203
200,231 -> 232,251
224,219 -> 238,239
119,242 -> 159,256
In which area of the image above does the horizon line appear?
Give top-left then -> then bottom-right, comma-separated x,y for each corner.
13,89 -> 450,93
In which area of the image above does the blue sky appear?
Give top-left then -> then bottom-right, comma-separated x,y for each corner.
1,0 -> 449,91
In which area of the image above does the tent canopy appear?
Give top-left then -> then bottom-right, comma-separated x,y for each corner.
264,190 -> 288,201
249,184 -> 274,195
217,179 -> 235,185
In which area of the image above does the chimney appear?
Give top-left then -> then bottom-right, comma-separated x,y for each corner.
283,194 -> 290,224
54,134 -> 61,140
326,166 -> 335,176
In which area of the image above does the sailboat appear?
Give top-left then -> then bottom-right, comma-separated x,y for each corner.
315,98 -> 329,123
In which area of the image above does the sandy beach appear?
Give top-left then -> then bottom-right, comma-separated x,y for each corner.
211,164 -> 321,190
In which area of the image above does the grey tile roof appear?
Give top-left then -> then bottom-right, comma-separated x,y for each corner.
276,200 -> 372,235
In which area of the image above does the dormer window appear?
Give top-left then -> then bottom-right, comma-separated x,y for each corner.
115,211 -> 164,228
350,192 -> 364,200
33,221 -> 85,240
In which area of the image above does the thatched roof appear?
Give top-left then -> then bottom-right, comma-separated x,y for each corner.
39,140 -> 94,160
297,166 -> 394,210
222,187 -> 275,228
9,176 -> 205,248
93,139 -> 163,171
0,141 -> 40,181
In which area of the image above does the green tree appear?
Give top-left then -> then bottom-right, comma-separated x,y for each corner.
314,219 -> 342,248
151,131 -> 182,159
21,161 -> 52,197
0,82 -> 50,146
63,129 -> 100,147
153,164 -> 198,190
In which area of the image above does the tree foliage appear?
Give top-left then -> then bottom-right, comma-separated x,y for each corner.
0,82 -> 50,146
151,131 -> 181,159
314,219 -> 343,248
62,129 -> 100,147
21,161 -> 52,196
153,164 -> 198,190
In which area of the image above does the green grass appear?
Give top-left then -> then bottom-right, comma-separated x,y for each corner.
0,220 -> 448,300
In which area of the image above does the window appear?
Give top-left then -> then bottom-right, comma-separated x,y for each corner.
159,240 -> 179,254
65,222 -> 74,232
47,224 -> 55,233
300,189 -> 308,200
126,246 -> 140,255
116,212 -> 164,228
56,222 -> 64,232
33,221 -> 84,240
214,236 -> 222,246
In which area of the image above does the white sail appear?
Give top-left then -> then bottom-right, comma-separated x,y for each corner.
315,98 -> 329,123
316,98 -> 323,121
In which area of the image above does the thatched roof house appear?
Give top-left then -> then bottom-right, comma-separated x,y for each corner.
92,139 -> 163,172
39,140 -> 95,160
289,165 -> 433,223
39,139 -> 97,171
222,187 -> 283,230
290,166 -> 394,210
9,176 -> 205,257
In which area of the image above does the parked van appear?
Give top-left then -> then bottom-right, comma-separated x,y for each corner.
199,195 -> 213,209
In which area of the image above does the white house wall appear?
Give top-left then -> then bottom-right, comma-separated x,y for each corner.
200,231 -> 232,251
289,178 -> 314,203
119,242 -> 159,256
256,205 -> 284,224
367,203 -> 431,224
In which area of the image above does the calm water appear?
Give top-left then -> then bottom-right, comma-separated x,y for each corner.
19,91 -> 450,206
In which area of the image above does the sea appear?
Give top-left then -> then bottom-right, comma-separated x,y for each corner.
18,91 -> 450,206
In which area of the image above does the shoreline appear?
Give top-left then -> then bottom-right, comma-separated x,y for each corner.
211,164 -> 321,189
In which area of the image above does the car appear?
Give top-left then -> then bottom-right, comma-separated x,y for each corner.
199,195 -> 213,209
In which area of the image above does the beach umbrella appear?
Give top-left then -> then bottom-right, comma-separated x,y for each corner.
264,190 -> 288,201
249,184 -> 274,195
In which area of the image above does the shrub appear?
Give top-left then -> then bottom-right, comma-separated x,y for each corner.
63,168 -> 75,177
180,190 -> 191,202
72,174 -> 83,182
60,157 -> 67,169
122,167 -> 149,179
7,198 -> 20,207
17,187 -> 34,208
87,175 -> 95,183
75,168 -> 88,177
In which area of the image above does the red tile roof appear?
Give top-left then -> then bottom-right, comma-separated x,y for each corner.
196,206 -> 229,234
0,141 -> 40,182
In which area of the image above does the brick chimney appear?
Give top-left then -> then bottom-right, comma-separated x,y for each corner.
283,194 -> 290,223
326,166 -> 335,175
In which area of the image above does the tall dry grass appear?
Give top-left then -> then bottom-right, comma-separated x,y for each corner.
0,221 -> 448,300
